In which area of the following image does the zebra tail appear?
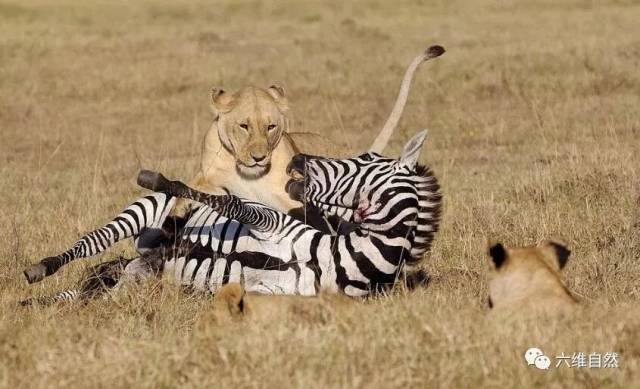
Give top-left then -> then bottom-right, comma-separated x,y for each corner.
19,289 -> 82,307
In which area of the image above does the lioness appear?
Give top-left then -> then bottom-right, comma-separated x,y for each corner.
172,45 -> 445,217
487,240 -> 577,313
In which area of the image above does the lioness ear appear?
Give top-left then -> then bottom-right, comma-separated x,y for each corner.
540,240 -> 571,270
488,242 -> 507,269
267,84 -> 289,113
211,87 -> 235,115
399,130 -> 428,169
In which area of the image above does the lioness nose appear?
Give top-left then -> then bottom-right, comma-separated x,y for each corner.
251,153 -> 266,163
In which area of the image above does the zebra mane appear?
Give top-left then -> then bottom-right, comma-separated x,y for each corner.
408,163 -> 442,263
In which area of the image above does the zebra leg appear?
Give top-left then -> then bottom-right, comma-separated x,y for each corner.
20,257 -> 137,306
138,170 -> 278,233
78,258 -> 134,298
112,249 -> 166,291
23,193 -> 176,284
19,289 -> 82,306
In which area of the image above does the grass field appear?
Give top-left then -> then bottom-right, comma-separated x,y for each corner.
1,0 -> 639,387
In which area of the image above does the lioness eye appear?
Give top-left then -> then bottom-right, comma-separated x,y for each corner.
239,123 -> 249,130
267,124 -> 277,131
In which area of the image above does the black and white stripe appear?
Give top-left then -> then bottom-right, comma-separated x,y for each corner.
20,289 -> 81,306
297,152 -> 441,265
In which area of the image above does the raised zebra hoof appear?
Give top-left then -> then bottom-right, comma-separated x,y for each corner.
23,263 -> 48,284
137,170 -> 171,192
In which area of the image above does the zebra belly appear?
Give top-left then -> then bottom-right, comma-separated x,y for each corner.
160,254 -> 316,295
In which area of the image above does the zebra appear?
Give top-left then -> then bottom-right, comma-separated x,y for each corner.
135,130 -> 441,297
21,131 -> 440,303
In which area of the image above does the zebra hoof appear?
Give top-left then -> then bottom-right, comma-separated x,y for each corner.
24,263 -> 48,284
137,170 -> 171,192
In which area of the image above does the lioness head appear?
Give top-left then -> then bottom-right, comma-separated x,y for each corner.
487,240 -> 577,313
212,85 -> 289,179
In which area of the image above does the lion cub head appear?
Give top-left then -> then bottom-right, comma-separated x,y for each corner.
487,240 -> 577,314
211,85 -> 289,179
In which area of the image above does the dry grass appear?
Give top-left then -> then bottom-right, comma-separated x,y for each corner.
1,0 -> 639,387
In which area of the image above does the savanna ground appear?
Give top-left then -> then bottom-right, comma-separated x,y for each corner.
1,0 -> 639,387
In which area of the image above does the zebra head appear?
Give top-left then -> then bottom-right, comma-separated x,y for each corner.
286,131 -> 431,228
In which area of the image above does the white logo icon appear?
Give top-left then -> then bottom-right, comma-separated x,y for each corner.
534,355 -> 551,370
524,347 -> 545,366
525,347 -> 551,370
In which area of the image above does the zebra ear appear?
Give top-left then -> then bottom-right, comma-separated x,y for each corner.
399,130 -> 428,169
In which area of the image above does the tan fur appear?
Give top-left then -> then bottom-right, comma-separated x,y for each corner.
173,85 -> 301,216
202,283 -> 351,324
487,240 -> 577,314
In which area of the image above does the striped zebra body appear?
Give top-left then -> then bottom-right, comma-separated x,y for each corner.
150,185 -> 436,297
159,251 -> 306,295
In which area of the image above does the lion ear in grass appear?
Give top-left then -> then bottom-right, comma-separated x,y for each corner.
210,87 -> 236,115
488,241 -> 508,269
538,239 -> 571,271
267,84 -> 289,113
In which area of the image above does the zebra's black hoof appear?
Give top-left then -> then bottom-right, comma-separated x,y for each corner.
137,170 -> 171,192
24,263 -> 48,284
